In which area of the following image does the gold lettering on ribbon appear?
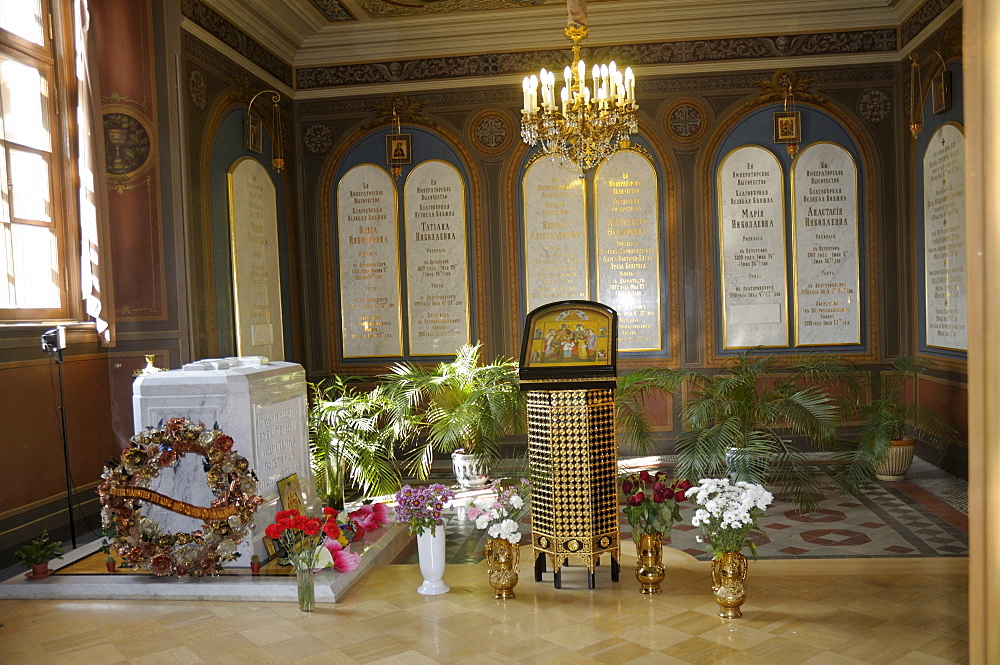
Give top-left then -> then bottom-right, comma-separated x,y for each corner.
110,487 -> 238,520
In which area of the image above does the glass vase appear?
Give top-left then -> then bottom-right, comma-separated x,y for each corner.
296,566 -> 315,612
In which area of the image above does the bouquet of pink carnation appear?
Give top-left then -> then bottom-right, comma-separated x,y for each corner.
394,484 -> 456,537
463,478 -> 531,544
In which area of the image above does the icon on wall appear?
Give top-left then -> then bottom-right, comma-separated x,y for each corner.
773,111 -> 801,144
387,133 -> 411,165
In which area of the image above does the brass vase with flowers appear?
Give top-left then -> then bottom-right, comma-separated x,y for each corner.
462,478 -> 531,598
688,478 -> 773,618
621,471 -> 688,594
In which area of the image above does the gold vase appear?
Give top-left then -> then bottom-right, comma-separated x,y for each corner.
711,551 -> 748,618
485,537 -> 519,599
634,532 -> 665,594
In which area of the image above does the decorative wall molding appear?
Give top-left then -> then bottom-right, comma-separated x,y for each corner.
295,29 -> 896,90
181,0 -> 293,87
900,0 -> 959,47
308,0 -> 355,22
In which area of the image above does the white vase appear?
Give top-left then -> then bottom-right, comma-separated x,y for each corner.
416,527 -> 450,595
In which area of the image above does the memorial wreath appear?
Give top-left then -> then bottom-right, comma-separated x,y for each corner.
98,418 -> 264,576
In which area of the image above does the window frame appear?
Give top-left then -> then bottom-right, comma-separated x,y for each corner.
0,0 -> 81,323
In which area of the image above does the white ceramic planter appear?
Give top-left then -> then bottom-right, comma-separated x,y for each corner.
416,527 -> 450,595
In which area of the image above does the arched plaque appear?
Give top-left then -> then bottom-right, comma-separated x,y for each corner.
595,150 -> 662,352
792,142 -> 861,346
523,157 -> 588,313
717,146 -> 788,348
923,122 -> 967,351
228,157 -> 283,359
337,164 -> 403,358
404,159 -> 471,355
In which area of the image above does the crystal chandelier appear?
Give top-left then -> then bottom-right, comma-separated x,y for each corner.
520,5 -> 637,174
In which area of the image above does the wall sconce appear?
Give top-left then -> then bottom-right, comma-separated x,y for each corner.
908,47 -> 950,139
245,89 -> 284,171
773,82 -> 801,157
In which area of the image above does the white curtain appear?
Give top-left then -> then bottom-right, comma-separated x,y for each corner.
74,0 -> 115,346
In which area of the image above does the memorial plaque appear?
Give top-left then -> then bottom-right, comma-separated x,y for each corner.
337,164 -> 403,358
404,159 -> 471,355
228,158 -> 283,360
792,142 -> 861,346
718,146 -> 788,348
523,157 -> 588,313
595,150 -> 661,351
923,123 -> 967,350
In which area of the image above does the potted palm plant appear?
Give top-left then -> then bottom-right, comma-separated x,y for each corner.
831,356 -> 957,489
381,343 -> 526,487
634,350 -> 852,512
309,376 -> 402,508
15,530 -> 65,578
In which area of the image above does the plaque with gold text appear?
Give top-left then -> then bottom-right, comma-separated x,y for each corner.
792,142 -> 861,346
523,157 -> 588,313
595,150 -> 661,351
337,164 -> 403,358
923,123 -> 967,351
404,160 -> 471,355
228,157 -> 283,360
718,146 -> 788,348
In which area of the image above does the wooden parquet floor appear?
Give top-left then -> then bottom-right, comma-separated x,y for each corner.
0,551 -> 968,665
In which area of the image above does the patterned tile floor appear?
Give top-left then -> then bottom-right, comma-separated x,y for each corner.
401,456 -> 969,565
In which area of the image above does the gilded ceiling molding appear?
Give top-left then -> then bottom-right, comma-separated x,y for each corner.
181,0 -> 293,87
295,29 -> 896,90
900,0 -> 959,47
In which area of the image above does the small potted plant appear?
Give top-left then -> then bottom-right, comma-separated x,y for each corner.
15,531 -> 65,579
834,356 -> 958,488
105,554 -> 116,573
250,554 -> 261,575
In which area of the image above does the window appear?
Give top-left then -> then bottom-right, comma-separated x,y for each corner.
0,0 -> 75,320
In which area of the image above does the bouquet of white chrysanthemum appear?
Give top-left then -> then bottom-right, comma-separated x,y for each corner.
463,478 -> 530,544
688,478 -> 773,559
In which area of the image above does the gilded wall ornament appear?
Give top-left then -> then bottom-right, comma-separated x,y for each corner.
103,112 -> 152,179
664,99 -> 708,145
857,90 -> 891,124
304,123 -> 334,154
189,69 -> 207,111
470,110 -> 513,156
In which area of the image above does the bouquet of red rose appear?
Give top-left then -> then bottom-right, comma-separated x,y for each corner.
264,507 -> 342,572
621,471 -> 692,537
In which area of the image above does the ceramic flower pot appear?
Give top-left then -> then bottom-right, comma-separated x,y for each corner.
416,528 -> 450,595
451,450 -> 490,489
874,438 -> 916,481
711,551 -> 748,618
634,532 -> 665,594
485,537 -> 519,599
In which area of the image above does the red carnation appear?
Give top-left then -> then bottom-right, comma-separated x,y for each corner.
264,523 -> 283,540
323,520 -> 341,539
639,470 -> 653,484
275,509 -> 298,520
675,490 -> 686,501
323,506 -> 338,517
292,515 -> 310,529
628,491 -> 645,506
277,517 -> 293,530
622,479 -> 634,495
302,519 -> 322,536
